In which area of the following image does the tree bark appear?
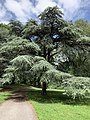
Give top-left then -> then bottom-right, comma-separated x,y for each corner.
42,82 -> 47,95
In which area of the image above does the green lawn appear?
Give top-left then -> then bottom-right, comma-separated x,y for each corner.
0,90 -> 11,104
0,85 -> 90,120
28,87 -> 90,120
0,84 -> 28,104
0,84 -> 21,104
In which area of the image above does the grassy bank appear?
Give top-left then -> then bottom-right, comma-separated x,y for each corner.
28,87 -> 90,120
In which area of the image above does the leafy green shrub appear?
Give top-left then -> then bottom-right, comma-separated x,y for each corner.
62,77 -> 90,99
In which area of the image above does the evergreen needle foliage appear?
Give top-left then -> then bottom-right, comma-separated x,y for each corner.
62,77 -> 90,99
0,6 -> 90,99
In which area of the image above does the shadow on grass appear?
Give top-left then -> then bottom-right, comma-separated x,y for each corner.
28,88 -> 90,106
0,85 -> 29,102
1,85 -> 90,105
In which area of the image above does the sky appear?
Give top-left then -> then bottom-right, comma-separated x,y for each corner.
0,0 -> 90,24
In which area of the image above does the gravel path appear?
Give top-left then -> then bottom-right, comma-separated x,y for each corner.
0,89 -> 38,120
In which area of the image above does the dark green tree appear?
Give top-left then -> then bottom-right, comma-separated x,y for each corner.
0,24 -> 10,44
74,19 -> 90,37
37,6 -> 67,62
22,19 -> 40,41
9,20 -> 23,36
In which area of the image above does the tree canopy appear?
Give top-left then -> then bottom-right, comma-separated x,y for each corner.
0,6 -> 90,99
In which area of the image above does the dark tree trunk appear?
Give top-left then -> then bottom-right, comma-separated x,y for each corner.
11,73 -> 15,85
42,82 -> 47,95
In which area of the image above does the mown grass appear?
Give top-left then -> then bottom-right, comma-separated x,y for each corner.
28,87 -> 90,120
0,85 -> 90,120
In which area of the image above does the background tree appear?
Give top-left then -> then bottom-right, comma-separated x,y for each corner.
74,19 -> 90,37
22,19 -> 40,41
9,20 -> 23,37
0,23 -> 10,44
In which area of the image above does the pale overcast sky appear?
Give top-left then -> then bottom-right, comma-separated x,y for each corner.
0,0 -> 90,24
